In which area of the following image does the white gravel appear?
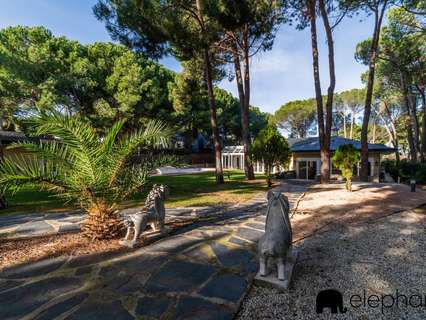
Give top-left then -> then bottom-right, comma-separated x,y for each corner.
237,208 -> 426,320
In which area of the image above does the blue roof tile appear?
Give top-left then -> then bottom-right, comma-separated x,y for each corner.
290,137 -> 394,153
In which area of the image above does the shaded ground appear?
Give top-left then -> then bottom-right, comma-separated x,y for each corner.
237,183 -> 426,320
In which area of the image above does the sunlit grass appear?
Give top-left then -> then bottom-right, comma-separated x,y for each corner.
1,170 -> 268,215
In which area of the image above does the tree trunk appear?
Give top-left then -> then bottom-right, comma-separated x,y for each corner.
409,93 -> 420,159
343,105 -> 347,138
195,0 -> 224,184
401,73 -> 418,162
233,33 -> 255,180
309,0 -> 329,183
403,94 -> 417,162
418,86 -> 426,161
319,0 -> 335,184
383,102 -> 400,163
394,139 -> 400,164
372,120 -> 376,143
360,4 -> 387,181
380,114 -> 400,163
265,163 -> 272,187
350,110 -> 355,139
203,48 -> 224,183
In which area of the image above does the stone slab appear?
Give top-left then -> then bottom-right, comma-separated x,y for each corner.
0,256 -> 67,279
145,260 -> 216,294
34,292 -> 88,320
235,227 -> 264,242
66,300 -> 134,320
199,273 -> 247,303
173,296 -> 233,320
210,243 -> 254,269
135,296 -> 172,319
0,276 -> 84,319
15,220 -> 55,235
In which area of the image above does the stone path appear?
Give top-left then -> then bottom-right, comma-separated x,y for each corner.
0,181 -> 308,240
0,184 -> 306,320
0,210 -> 84,239
0,205 -> 240,239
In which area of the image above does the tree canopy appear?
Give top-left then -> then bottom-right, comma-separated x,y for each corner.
0,26 -> 176,133
274,98 -> 317,138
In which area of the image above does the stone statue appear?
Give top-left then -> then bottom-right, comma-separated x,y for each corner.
119,184 -> 169,248
258,190 -> 294,281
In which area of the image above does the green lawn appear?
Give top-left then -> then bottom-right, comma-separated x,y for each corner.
1,170 -> 268,216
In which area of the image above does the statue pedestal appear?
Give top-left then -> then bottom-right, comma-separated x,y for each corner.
119,226 -> 171,248
254,248 -> 298,291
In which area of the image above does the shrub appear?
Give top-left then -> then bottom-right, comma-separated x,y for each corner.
332,144 -> 360,191
382,160 -> 426,184
251,125 -> 291,187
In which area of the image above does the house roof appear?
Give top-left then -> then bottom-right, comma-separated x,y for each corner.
222,137 -> 394,155
222,145 -> 244,154
290,136 -> 394,153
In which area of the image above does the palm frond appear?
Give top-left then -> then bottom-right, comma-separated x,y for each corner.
30,112 -> 100,183
32,112 -> 98,149
108,120 -> 172,186
114,164 -> 150,201
6,140 -> 74,168
0,155 -> 67,195
99,119 -> 126,155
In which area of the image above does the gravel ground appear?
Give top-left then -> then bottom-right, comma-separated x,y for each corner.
237,208 -> 426,320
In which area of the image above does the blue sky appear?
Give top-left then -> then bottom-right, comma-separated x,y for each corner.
0,0 -> 374,114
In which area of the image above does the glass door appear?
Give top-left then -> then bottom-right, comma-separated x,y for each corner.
298,161 -> 307,179
308,161 -> 317,179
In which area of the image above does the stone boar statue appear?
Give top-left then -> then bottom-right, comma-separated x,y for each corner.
258,190 -> 293,281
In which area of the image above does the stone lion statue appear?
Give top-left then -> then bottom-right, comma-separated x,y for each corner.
258,190 -> 294,281
119,184 -> 169,248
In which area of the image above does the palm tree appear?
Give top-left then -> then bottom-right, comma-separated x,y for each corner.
0,112 -> 172,239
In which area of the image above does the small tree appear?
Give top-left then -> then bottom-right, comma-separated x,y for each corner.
251,125 -> 291,187
332,144 -> 360,191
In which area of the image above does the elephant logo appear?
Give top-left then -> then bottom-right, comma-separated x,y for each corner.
316,289 -> 348,314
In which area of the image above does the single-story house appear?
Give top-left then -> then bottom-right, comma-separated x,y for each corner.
222,137 -> 394,181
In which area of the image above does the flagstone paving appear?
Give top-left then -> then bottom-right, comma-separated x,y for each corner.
0,182 -> 307,240
0,183 -> 306,320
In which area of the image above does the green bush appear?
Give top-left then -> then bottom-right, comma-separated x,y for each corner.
382,160 -> 426,184
414,163 -> 426,184
251,125 -> 291,187
381,160 -> 400,181
332,144 -> 360,191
